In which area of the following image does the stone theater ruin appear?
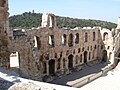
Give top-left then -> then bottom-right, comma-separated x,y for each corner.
0,0 -> 120,82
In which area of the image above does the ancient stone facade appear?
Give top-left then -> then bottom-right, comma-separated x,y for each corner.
0,0 -> 120,82
8,13 -> 120,82
0,0 -> 10,68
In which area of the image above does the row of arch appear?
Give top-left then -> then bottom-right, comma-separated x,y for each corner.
64,32 -> 96,47
48,32 -> 96,48
49,32 -> 108,47
30,32 -> 109,56
33,31 -> 96,49
48,50 -> 99,75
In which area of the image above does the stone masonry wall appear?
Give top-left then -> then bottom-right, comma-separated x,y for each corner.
0,0 -> 10,68
8,13 -> 109,81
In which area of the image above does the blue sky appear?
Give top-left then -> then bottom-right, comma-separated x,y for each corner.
9,0 -> 120,23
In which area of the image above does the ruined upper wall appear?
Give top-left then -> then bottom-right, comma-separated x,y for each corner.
116,17 -> 120,30
41,13 -> 56,28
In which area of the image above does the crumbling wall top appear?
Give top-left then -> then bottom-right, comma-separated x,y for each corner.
116,17 -> 120,29
41,13 -> 56,28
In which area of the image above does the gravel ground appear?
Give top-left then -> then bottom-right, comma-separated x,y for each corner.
0,67 -> 78,90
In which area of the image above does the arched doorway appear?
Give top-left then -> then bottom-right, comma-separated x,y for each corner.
103,32 -> 108,41
49,59 -> 55,75
84,51 -> 88,63
102,50 -> 107,62
10,52 -> 20,69
68,54 -> 73,69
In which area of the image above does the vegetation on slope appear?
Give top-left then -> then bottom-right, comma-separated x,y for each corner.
9,12 -> 117,29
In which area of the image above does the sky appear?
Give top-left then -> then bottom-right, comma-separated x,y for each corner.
9,0 -> 120,23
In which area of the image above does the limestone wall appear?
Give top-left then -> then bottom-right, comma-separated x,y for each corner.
0,0 -> 10,68
8,13 -> 109,81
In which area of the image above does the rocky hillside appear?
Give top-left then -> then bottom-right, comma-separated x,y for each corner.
9,12 -> 117,29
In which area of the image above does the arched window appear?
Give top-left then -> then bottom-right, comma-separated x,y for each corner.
62,34 -> 67,45
68,33 -> 73,47
78,48 -> 80,53
49,15 -> 55,28
85,32 -> 88,42
103,32 -> 108,41
34,36 -> 41,49
93,32 -> 95,41
94,45 -> 96,49
75,33 -> 79,44
49,35 -> 55,47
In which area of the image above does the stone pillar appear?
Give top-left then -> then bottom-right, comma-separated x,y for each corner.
66,58 -> 68,69
46,61 -> 49,75
73,55 -> 75,67
0,0 -> 10,68
55,59 -> 57,73
61,58 -> 63,70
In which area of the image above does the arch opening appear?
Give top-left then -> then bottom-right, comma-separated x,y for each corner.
68,54 -> 73,69
85,32 -> 88,42
84,51 -> 88,63
49,59 -> 55,75
75,33 -> 79,44
68,34 -> 73,47
93,32 -> 95,41
103,32 -> 108,41
62,34 -> 67,45
49,35 -> 55,47
10,52 -> 20,70
102,50 -> 107,62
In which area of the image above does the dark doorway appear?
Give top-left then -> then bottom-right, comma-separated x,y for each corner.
49,59 -> 55,75
68,54 -> 73,69
102,50 -> 107,62
118,53 -> 120,58
84,51 -> 88,63
118,53 -> 120,61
